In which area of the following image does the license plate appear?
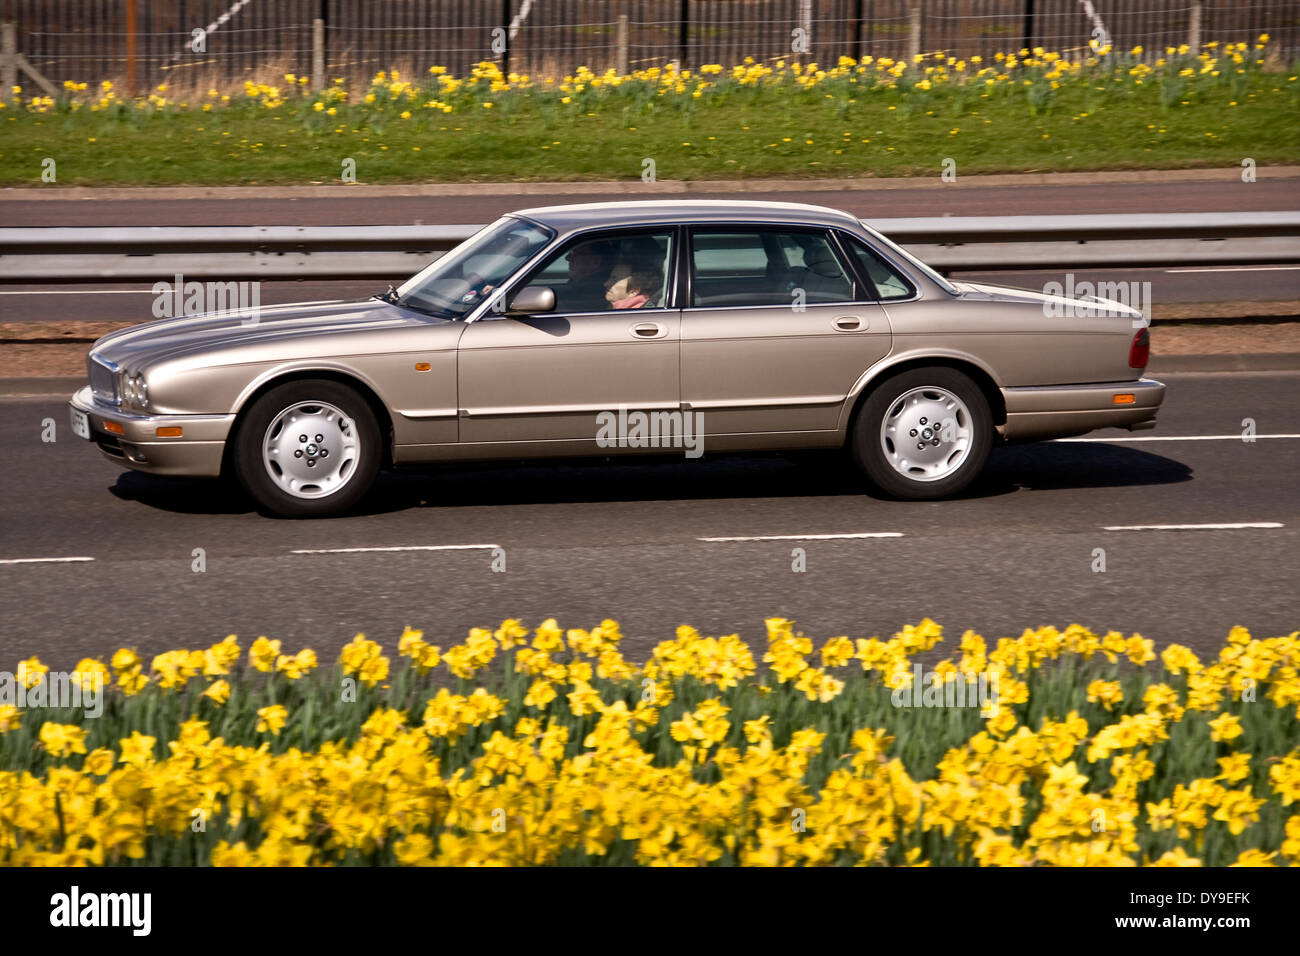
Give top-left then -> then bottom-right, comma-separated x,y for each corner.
70,407 -> 90,440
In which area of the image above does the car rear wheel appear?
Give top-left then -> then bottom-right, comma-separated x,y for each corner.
851,367 -> 992,500
233,379 -> 381,517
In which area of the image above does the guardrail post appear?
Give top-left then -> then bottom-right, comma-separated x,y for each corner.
616,14 -> 628,75
2,23 -> 15,96
907,2 -> 921,65
311,18 -> 325,92
1188,1 -> 1202,56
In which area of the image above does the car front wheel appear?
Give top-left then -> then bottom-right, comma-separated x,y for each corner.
233,379 -> 381,517
851,367 -> 992,500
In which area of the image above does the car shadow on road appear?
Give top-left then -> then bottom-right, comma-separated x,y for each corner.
975,441 -> 1192,494
109,473 -> 256,514
107,441 -> 1190,516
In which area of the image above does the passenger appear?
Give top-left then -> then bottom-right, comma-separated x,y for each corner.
609,236 -> 665,287
605,271 -> 659,309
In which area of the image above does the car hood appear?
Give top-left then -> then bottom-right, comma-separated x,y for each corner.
950,280 -> 1144,320
90,299 -> 446,370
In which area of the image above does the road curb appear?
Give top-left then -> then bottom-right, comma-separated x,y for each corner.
3,166 -> 1298,202
1147,353 -> 1300,373
2,358 -> 1295,399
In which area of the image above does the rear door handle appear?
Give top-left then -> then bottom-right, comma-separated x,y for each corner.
631,322 -> 665,339
833,315 -> 865,331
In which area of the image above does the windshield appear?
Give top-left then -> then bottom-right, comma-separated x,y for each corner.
396,217 -> 554,318
859,223 -> 958,295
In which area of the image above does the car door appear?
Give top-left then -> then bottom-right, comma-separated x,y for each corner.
456,228 -> 680,446
681,225 -> 892,437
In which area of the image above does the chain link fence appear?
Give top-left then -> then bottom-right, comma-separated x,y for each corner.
2,0 -> 1296,92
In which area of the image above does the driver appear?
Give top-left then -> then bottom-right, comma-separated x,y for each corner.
560,240 -> 617,312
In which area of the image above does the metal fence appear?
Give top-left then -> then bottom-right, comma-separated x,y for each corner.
3,0 -> 1297,92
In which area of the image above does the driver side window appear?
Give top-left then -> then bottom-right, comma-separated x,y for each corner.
519,230 -> 675,315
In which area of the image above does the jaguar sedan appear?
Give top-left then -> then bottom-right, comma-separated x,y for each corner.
69,200 -> 1164,516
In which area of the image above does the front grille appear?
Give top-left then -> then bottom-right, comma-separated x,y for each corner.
88,354 -> 119,406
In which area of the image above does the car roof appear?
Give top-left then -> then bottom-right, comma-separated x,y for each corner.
511,199 -> 862,232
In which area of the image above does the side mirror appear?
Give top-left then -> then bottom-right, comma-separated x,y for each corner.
505,286 -> 556,316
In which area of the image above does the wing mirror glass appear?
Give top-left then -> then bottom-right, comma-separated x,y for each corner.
505,286 -> 556,316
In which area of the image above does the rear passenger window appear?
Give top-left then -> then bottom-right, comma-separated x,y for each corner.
689,229 -> 854,307
844,235 -> 916,301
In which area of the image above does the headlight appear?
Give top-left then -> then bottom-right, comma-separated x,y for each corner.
121,372 -> 149,410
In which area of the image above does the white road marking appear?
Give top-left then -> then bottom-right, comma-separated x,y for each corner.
1055,434 -> 1300,442
1165,265 -> 1300,273
698,532 -> 904,542
290,544 -> 500,554
0,289 -> 153,295
0,556 -> 95,564
1104,523 -> 1283,531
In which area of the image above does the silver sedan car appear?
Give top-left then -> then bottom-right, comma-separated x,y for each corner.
69,200 -> 1165,516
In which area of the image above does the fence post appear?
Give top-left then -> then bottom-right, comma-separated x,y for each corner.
616,14 -> 628,75
500,0 -> 511,73
1188,1 -> 1202,55
311,19 -> 325,92
1022,0 -> 1035,53
2,23 -> 15,96
907,2 -> 921,65
679,0 -> 689,69
125,0 -> 137,97
853,0 -> 865,61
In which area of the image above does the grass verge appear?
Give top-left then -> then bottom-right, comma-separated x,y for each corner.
1,44 -> 1295,186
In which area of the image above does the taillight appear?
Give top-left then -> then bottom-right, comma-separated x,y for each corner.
1129,327 -> 1150,369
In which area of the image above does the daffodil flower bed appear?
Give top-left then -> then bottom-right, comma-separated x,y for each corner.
1,617 -> 1297,866
0,38 -> 1293,185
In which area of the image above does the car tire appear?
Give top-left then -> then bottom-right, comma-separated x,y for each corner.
851,367 -> 992,500
232,379 -> 381,517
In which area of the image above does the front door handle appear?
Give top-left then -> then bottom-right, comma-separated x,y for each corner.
631,322 -> 665,338
833,315 -> 865,331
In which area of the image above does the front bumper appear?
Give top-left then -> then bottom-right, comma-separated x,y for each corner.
69,386 -> 235,477
1000,378 -> 1165,442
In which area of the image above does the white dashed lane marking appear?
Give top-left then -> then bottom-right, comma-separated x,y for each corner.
697,533 -> 905,542
1056,435 -> 1300,442
290,545 -> 500,554
1103,523 -> 1284,532
0,556 -> 95,564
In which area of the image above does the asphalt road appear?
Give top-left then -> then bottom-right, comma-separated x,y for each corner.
0,370 -> 1295,669
3,178 -> 1298,226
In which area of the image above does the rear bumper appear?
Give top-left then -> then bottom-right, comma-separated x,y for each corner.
69,386 -> 234,477
1000,378 -> 1165,442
